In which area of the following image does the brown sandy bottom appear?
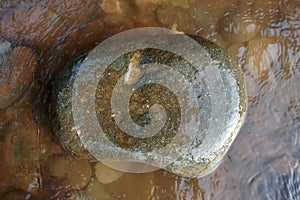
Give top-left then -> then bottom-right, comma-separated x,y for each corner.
0,0 -> 299,199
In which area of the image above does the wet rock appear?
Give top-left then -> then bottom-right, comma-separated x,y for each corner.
0,2 -> 67,48
135,0 -> 192,9
37,131 -> 61,162
43,156 -> 92,195
63,16 -> 107,57
0,43 -> 38,109
156,5 -> 216,35
50,29 -> 247,178
188,3 -> 216,35
94,162 -> 123,184
0,0 -> 100,49
84,178 -> 110,199
206,34 -> 228,49
101,0 -> 133,16
98,0 -> 135,35
169,0 -> 190,9
29,191 -> 51,200
0,109 -> 8,133
63,10 -> 134,58
45,0 -> 101,26
66,158 -> 92,190
157,7 -> 197,33
103,172 -> 154,199
46,154 -> 70,180
196,0 -> 239,21
1,189 -> 27,200
103,13 -> 134,31
133,0 -> 160,26
16,173 -> 39,195
49,54 -> 96,160
1,105 -> 41,193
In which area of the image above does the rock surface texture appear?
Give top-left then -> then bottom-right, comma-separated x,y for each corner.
50,29 -> 247,178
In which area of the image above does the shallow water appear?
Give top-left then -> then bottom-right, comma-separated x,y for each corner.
0,0 -> 299,199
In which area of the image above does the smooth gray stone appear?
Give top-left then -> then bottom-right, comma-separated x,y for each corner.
50,31 -> 247,178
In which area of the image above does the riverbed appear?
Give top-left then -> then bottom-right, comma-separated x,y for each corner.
0,0 -> 299,199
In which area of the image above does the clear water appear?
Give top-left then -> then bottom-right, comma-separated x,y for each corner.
0,0 -> 299,199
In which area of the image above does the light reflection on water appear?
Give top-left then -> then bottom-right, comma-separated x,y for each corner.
0,0 -> 299,199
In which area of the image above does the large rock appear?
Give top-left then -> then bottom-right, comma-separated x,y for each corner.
50,28 -> 247,177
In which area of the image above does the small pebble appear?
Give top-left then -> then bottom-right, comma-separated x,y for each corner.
188,4 -> 216,35
47,154 -> 70,180
157,6 -> 197,33
133,1 -> 160,26
84,178 -> 109,199
101,0 -> 132,16
66,158 -> 92,190
94,162 -> 123,184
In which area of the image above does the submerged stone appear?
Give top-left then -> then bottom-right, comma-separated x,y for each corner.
0,41 -> 38,109
50,28 -> 247,177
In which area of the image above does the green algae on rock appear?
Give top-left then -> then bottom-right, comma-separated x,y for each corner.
50,28 -> 247,178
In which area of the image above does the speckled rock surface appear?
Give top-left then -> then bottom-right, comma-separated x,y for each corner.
50,32 -> 247,178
